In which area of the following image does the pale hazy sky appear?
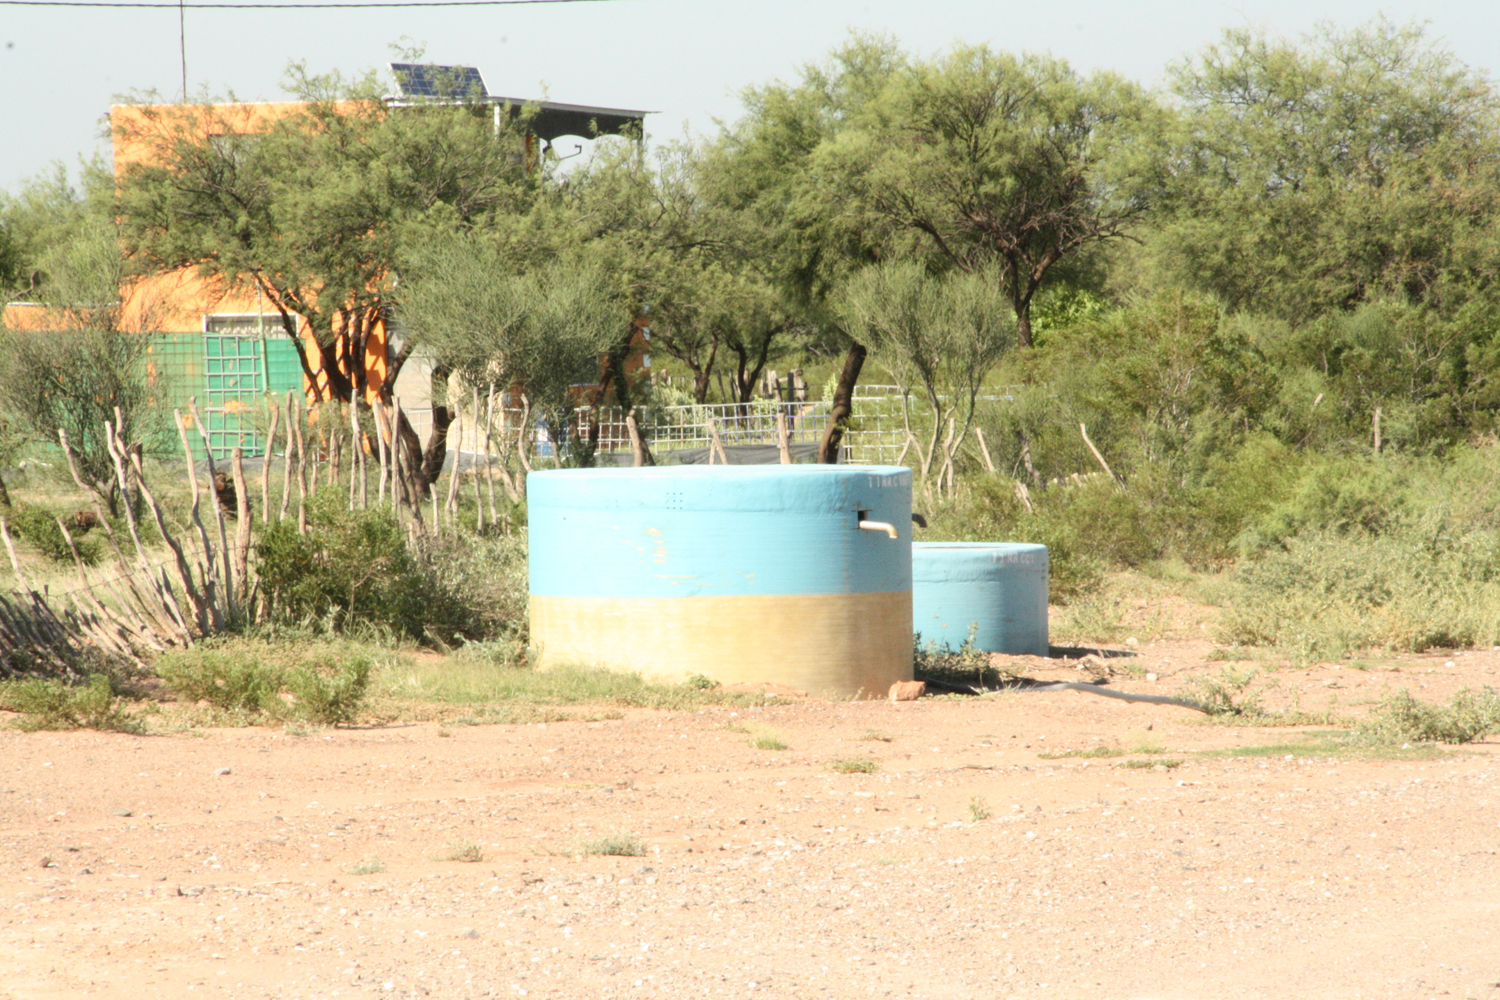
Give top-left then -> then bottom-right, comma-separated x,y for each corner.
1,0 -> 1498,192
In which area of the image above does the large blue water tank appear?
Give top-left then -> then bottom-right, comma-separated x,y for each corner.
528,465 -> 914,698
912,542 -> 1049,655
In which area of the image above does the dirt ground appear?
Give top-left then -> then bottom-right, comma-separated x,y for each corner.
3,632 -> 1500,1000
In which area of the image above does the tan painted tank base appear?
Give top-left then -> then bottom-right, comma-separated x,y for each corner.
529,591 -> 913,700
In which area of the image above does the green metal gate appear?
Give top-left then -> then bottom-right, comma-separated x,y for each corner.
204,329 -> 266,457
200,317 -> 305,460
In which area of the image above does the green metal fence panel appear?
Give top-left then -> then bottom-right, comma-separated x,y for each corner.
147,333 -> 203,411
264,335 -> 304,397
145,332 -> 206,459
203,332 -> 267,459
141,328 -> 307,462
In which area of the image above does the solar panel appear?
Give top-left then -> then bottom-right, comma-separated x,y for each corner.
390,63 -> 488,99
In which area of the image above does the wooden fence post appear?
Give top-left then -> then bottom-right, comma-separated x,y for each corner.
775,411 -> 792,465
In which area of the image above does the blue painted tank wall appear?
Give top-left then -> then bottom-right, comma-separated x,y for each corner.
528,465 -> 913,599
912,542 -> 1049,655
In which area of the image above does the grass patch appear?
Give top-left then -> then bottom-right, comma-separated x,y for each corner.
440,840 -> 485,863
1038,745 -> 1123,760
912,627 -> 1013,690
829,757 -> 880,774
579,832 -> 647,857
1217,524 -> 1500,661
859,729 -> 895,743
155,640 -> 377,727
1180,666 -> 1266,717
750,731 -> 789,751
1198,738 -> 1447,761
0,674 -> 142,733
1119,758 -> 1184,770
967,795 -> 991,821
1128,730 -> 1167,754
1052,594 -> 1128,644
346,857 -> 386,875
154,641 -> 762,728
376,659 -> 759,715
158,649 -> 285,714
4,503 -> 102,566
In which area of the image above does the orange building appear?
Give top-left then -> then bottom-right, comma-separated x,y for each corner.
101,65 -> 650,457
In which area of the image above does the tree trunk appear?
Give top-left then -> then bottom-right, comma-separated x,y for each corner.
578,341 -> 627,469
416,405 -> 452,496
625,410 -> 655,467
1019,430 -> 1041,488
413,363 -> 456,494
322,339 -> 355,403
1004,259 -> 1037,349
818,342 -> 867,464
604,326 -> 640,413
691,367 -> 712,405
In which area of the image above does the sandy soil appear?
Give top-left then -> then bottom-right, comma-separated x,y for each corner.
3,635 -> 1500,1000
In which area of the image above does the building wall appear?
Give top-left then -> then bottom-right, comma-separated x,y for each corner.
110,100 -> 396,425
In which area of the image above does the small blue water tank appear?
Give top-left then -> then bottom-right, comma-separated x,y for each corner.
912,542 -> 1049,655
528,465 -> 914,698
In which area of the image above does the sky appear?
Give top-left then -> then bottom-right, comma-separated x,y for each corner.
1,0 -> 1498,193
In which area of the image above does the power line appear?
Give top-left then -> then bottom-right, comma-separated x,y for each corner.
2,0 -> 622,7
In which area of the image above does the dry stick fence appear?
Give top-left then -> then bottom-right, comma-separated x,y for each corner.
1,373 -> 981,674
0,387 -> 531,675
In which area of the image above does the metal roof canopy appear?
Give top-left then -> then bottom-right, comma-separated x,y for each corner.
504,98 -> 650,142
389,63 -> 650,141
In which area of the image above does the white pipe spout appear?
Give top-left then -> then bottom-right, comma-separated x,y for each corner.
858,520 -> 898,539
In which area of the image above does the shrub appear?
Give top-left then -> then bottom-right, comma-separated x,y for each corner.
1240,452 -> 1416,554
829,757 -> 879,774
923,475 -> 1104,601
157,648 -> 286,713
1217,528 -> 1500,659
580,833 -> 647,857
155,641 -> 373,725
4,504 -> 100,565
1351,687 -> 1500,745
421,527 -> 530,644
1180,666 -> 1265,717
256,494 -> 504,644
913,626 -> 1011,688
0,673 -> 141,732
441,840 -> 485,863
287,653 -> 371,726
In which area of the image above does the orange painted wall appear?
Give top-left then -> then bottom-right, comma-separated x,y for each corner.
110,101 -> 392,403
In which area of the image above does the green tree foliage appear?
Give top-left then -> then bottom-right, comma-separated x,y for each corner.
113,65 -> 541,486
1153,18 -> 1500,320
549,137 -> 807,406
397,230 -> 624,463
709,35 -> 1155,347
0,198 -> 161,516
700,35 -> 909,313
837,261 -> 1014,484
816,44 -> 1157,346
0,158 -> 116,298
